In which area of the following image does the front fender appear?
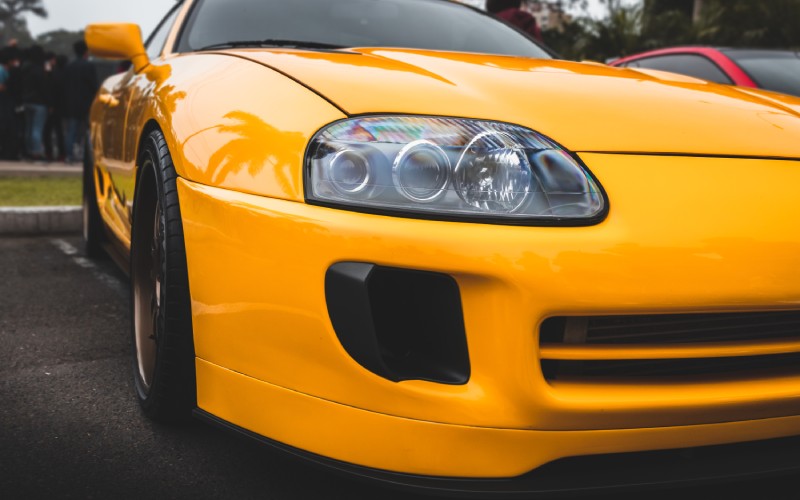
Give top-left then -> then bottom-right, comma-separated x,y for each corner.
128,53 -> 347,202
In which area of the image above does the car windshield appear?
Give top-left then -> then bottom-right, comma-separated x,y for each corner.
177,0 -> 551,59
725,49 -> 800,98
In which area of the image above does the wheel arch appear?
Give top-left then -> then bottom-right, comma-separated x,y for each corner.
134,119 -> 167,197
129,121 -> 165,261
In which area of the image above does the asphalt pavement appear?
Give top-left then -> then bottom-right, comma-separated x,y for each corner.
0,236 -> 417,500
1,236 -> 798,500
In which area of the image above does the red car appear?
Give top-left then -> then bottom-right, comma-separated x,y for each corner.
611,47 -> 800,97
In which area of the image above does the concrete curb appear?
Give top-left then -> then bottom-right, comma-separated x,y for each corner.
0,206 -> 82,235
0,160 -> 82,176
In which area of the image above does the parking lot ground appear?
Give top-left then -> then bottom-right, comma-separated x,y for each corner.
1,236 -> 798,499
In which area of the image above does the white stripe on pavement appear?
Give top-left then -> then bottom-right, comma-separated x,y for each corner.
50,239 -> 128,297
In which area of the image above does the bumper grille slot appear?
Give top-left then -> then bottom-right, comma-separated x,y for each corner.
540,311 -> 800,381
542,352 -> 800,380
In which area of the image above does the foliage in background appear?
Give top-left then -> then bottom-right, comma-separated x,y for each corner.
36,29 -> 85,57
1,12 -> 83,57
0,0 -> 82,57
0,0 -> 46,22
1,16 -> 34,45
695,0 -> 800,48
0,0 -> 45,45
546,0 -> 800,62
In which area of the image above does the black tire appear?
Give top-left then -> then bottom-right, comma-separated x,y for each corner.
130,128 -> 196,423
82,137 -> 105,259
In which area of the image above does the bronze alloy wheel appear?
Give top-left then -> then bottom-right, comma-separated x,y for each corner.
132,176 -> 162,392
130,128 -> 196,423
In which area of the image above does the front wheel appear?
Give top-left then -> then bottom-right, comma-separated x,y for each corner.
130,129 -> 196,423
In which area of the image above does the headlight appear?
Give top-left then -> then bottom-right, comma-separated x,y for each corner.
306,116 -> 607,225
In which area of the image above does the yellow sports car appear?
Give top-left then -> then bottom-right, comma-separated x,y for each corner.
84,0 -> 800,493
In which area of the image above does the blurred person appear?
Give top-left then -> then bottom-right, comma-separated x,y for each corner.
486,0 -> 542,42
21,45 -> 48,161
44,52 -> 67,161
5,45 -> 24,160
0,48 -> 15,159
117,60 -> 132,74
63,40 -> 98,164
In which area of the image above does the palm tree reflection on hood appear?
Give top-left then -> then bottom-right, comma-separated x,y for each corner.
208,111 -> 305,195
146,64 -> 187,116
156,85 -> 187,115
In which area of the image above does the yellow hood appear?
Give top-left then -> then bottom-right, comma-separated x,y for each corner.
229,48 -> 800,158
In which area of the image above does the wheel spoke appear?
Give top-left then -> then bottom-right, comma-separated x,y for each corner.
133,165 -> 163,393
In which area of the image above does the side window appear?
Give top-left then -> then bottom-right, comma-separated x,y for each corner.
631,54 -> 733,85
145,4 -> 183,60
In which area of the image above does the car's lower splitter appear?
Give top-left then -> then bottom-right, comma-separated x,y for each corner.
194,407 -> 800,497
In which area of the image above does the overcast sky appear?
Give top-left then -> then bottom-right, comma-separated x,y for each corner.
25,0 -> 178,37
24,0 -> 612,38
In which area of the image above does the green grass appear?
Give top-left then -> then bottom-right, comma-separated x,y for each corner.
0,176 -> 82,206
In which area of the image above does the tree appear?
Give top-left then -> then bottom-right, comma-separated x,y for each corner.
36,29 -> 85,57
645,0 -> 693,16
695,0 -> 800,48
543,0 -> 800,62
692,0 -> 703,22
1,16 -> 34,45
544,0 -> 644,61
640,0 -> 694,49
0,0 -> 47,23
0,0 -> 46,45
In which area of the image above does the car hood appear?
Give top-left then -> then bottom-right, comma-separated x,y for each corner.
227,48 -> 800,158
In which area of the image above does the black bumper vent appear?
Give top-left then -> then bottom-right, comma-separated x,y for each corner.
325,262 -> 470,384
541,310 -> 800,345
540,311 -> 800,381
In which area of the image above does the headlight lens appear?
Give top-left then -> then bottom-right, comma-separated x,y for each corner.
393,140 -> 451,203
306,116 -> 606,224
454,131 -> 532,213
328,149 -> 371,195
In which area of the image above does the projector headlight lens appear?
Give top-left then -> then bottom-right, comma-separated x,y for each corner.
393,140 -> 451,203
328,149 -> 371,195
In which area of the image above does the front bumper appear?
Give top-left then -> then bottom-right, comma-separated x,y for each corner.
195,362 -> 800,494
178,152 -> 800,478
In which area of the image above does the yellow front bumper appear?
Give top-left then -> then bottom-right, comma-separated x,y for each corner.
179,153 -> 800,478
197,358 -> 800,478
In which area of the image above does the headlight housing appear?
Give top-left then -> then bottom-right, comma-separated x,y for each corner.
305,116 -> 607,225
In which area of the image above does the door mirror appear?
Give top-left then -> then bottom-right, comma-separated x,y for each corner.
85,23 -> 150,73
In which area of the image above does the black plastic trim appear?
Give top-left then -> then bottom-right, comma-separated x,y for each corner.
304,115 -> 611,228
145,1 -> 184,55
171,0 -> 197,55
325,262 -> 470,384
193,408 -> 800,498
